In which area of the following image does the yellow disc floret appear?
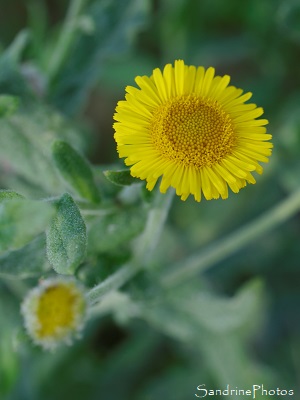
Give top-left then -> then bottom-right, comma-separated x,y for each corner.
21,278 -> 86,350
151,94 -> 236,168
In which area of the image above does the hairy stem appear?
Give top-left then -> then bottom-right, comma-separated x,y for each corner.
87,189 -> 174,304
163,189 -> 300,288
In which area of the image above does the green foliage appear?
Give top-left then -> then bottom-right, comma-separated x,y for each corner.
52,140 -> 101,203
0,0 -> 300,398
0,189 -> 24,202
103,169 -> 140,186
166,279 -> 264,334
50,0 -> 151,114
88,207 -> 146,253
0,95 -> 19,117
0,235 -> 49,278
0,30 -> 33,100
141,279 -> 271,387
0,198 -> 54,254
0,106 -> 89,197
46,193 -> 87,275
0,299 -> 20,398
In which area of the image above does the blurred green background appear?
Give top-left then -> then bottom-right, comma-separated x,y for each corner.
0,0 -> 300,399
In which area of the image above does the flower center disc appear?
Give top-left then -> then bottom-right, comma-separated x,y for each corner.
36,285 -> 78,337
151,94 -> 236,168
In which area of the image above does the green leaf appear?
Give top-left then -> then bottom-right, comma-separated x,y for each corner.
46,193 -> 87,275
88,208 -> 146,253
4,30 -> 31,63
51,0 -> 150,114
0,198 -> 54,254
52,140 -> 100,203
0,31 -> 33,99
0,106 -> 88,196
194,327 -> 273,387
0,95 -> 19,118
169,279 -> 264,333
0,235 -> 50,278
0,116 -> 63,195
103,169 -> 139,186
0,190 -> 24,203
143,279 -> 272,388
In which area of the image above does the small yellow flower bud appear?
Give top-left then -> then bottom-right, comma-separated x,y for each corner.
21,277 -> 87,350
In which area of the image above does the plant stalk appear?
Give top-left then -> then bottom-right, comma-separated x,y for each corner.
47,0 -> 88,80
87,189 -> 174,305
162,189 -> 300,288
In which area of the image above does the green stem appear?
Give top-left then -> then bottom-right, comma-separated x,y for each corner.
47,0 -> 88,80
86,262 -> 138,305
87,189 -> 174,305
135,188 -> 175,264
163,189 -> 300,288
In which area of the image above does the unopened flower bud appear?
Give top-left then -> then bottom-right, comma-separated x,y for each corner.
21,277 -> 87,350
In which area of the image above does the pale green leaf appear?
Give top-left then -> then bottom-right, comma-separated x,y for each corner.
0,116 -> 63,195
0,198 -> 54,254
169,279 -> 264,333
52,140 -> 100,203
0,106 -> 88,196
0,235 -> 50,278
142,279 -> 272,388
46,193 -> 87,274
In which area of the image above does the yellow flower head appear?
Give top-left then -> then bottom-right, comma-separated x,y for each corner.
113,60 -> 273,201
21,277 -> 86,350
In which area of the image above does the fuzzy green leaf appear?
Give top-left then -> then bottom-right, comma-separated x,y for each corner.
0,190 -> 24,203
52,140 -> 100,203
46,193 -> 87,274
0,116 -> 63,196
0,198 -> 54,254
0,106 -> 88,197
103,170 -> 139,186
0,235 -> 49,278
169,279 -> 264,333
143,279 -> 270,387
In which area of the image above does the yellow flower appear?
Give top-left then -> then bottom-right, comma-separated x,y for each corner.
21,278 -> 86,350
113,60 -> 272,201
